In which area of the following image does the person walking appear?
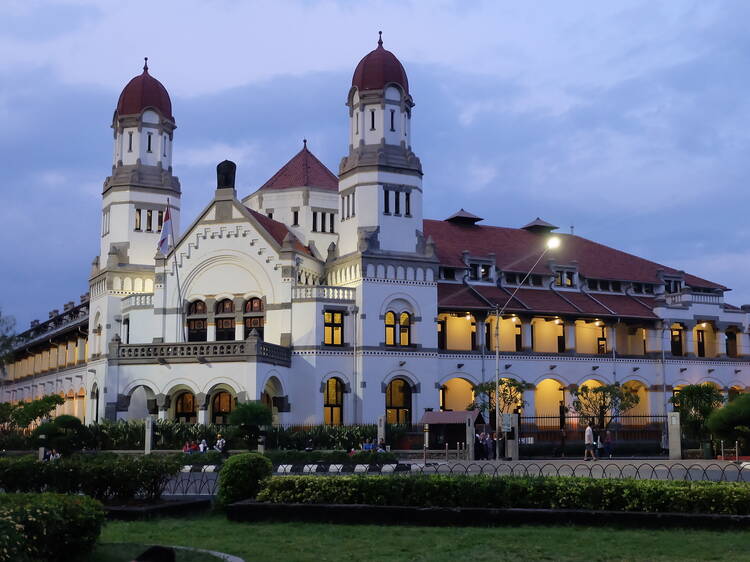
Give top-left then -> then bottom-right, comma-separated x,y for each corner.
603,430 -> 613,459
584,421 -> 597,461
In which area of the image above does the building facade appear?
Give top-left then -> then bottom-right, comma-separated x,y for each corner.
4,40 -> 750,426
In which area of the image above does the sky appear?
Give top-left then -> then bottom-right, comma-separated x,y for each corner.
2,0 -> 750,331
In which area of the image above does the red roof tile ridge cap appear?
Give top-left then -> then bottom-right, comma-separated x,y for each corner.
550,285 -> 585,313
581,288 -> 615,314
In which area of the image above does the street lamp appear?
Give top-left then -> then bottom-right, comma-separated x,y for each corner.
494,236 -> 561,461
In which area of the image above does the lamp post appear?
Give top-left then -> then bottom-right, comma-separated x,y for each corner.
494,236 -> 560,461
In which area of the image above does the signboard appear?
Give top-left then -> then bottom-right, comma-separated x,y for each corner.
501,413 -> 513,433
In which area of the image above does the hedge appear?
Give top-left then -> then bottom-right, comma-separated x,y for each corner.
218,453 -> 273,505
257,475 -> 750,515
0,454 -> 182,503
0,493 -> 105,561
264,450 -> 397,465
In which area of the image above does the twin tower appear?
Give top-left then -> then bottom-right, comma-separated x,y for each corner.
96,35 -> 425,294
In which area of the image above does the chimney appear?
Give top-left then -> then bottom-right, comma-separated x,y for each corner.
48,309 -> 59,319
63,301 -> 75,312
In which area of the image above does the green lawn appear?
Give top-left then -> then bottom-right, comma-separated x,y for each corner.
98,514 -> 750,561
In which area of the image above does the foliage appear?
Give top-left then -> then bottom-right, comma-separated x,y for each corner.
176,450 -> 225,466
0,454 -> 182,503
217,452 -> 273,505
228,402 -> 273,449
9,395 -> 65,428
670,383 -> 725,441
263,450 -> 397,465
85,419 -> 242,450
572,383 -> 640,428
265,424 -> 382,450
706,393 -> 750,453
32,414 -> 90,455
468,378 -> 532,425
258,474 -> 750,515
0,493 -> 105,561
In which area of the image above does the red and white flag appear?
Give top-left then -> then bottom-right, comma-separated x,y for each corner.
158,204 -> 172,255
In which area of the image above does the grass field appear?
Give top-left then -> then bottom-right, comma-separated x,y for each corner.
98,514 -> 750,561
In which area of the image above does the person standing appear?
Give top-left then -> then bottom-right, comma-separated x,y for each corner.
603,430 -> 613,459
584,421 -> 597,461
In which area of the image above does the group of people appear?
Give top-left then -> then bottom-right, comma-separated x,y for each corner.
355,438 -> 387,453
583,421 -> 614,461
474,432 -> 503,460
42,448 -> 61,461
182,434 -> 227,455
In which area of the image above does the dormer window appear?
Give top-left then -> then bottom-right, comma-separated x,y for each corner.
555,271 -> 575,288
665,279 -> 683,294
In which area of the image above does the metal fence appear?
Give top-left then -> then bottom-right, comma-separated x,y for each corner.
161,460 -> 750,497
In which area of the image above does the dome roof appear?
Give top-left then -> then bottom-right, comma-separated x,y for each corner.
352,32 -> 409,95
116,58 -> 173,120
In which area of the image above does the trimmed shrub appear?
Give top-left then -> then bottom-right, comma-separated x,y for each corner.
0,515 -> 25,561
0,454 -> 182,503
0,493 -> 105,561
264,450 -> 397,465
218,452 -> 273,505
257,475 -> 750,515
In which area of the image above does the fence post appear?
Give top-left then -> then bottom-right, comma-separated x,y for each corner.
466,415 -> 475,461
721,440 -> 724,460
377,416 -> 386,447
144,416 -> 152,455
423,423 -> 429,465
736,441 -> 740,463
445,443 -> 448,461
668,412 -> 681,460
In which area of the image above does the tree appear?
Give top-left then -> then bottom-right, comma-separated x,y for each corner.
0,309 -> 16,378
10,395 -> 65,428
228,402 -> 273,450
572,383 -> 640,429
669,384 -> 724,442
707,393 -> 750,454
32,414 -> 89,455
468,378 -> 532,428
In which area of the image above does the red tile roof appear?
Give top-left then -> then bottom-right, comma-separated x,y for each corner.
116,62 -> 173,120
437,283 -> 659,319
423,220 -> 726,290
245,208 -> 313,256
257,145 -> 338,192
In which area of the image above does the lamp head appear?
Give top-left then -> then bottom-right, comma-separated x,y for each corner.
546,236 -> 561,250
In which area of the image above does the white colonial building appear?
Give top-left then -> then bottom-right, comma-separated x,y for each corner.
5,39 -> 750,427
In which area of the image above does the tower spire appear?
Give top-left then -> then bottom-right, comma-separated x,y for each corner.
143,57 -> 148,72
378,30 -> 383,47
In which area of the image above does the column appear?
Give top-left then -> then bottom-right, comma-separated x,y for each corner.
76,336 -> 86,363
645,326 -> 663,354
716,329 -> 727,358
683,324 -> 695,356
521,318 -> 533,352
564,322 -> 576,353
156,394 -> 169,420
207,323 -> 216,342
523,387 -> 536,416
196,392 -> 208,424
235,322 -> 244,341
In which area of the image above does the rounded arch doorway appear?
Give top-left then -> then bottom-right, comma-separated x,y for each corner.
385,378 -> 412,424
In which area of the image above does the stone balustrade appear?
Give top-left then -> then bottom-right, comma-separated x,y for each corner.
292,285 -> 356,303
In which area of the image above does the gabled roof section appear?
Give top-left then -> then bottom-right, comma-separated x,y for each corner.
423,220 -> 727,290
256,143 -> 338,193
245,207 -> 313,256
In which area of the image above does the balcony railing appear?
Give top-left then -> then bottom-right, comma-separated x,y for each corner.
114,337 -> 291,367
121,293 -> 154,310
665,291 -> 722,306
292,285 -> 356,302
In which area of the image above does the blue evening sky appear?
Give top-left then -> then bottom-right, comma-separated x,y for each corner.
2,1 -> 749,330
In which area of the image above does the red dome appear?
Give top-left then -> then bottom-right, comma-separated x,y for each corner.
116,59 -> 173,120
352,34 -> 409,95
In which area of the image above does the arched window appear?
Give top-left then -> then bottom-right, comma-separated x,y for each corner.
243,297 -> 265,340
385,311 -> 396,345
386,378 -> 412,424
324,377 -> 344,425
187,300 -> 207,342
215,299 -> 235,341
385,311 -> 412,347
174,392 -> 196,423
211,391 -> 235,424
399,312 -> 411,346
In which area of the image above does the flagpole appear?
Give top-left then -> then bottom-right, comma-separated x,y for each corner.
166,198 -> 186,343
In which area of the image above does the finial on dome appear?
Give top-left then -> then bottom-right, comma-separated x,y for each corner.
143,57 -> 149,72
378,30 -> 383,47
303,138 -> 307,149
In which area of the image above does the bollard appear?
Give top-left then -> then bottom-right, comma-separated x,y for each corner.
445,443 -> 449,461
721,440 -> 724,460
737,441 -> 740,463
